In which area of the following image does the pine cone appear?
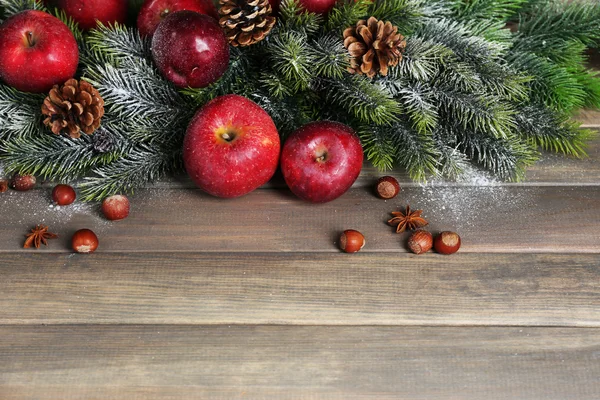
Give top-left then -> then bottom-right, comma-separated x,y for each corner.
219,0 -> 276,47
41,79 -> 105,139
343,17 -> 407,78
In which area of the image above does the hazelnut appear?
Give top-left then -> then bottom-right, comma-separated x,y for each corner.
11,174 -> 36,191
375,176 -> 400,199
340,229 -> 365,253
408,230 -> 433,254
434,231 -> 461,254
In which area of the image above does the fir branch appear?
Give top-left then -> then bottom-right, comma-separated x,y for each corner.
508,51 -> 587,113
325,0 -> 372,33
0,0 -> 45,21
269,30 -> 316,92
393,82 -> 439,135
310,35 -> 349,79
452,0 -> 526,22
434,84 -> 515,139
0,84 -> 45,141
278,0 -> 322,35
82,23 -> 151,66
515,0 -> 600,51
384,120 -> 441,180
392,37 -> 453,82
357,123 -> 397,171
322,75 -> 402,125
249,89 -> 316,136
515,104 -> 593,157
415,18 -> 507,68
416,0 -> 455,19
85,59 -> 191,130
457,127 -> 539,181
79,144 -> 181,201
0,134 -> 124,181
575,68 -> 600,110
432,127 -> 470,178
367,0 -> 423,33
358,119 -> 442,179
259,72 -> 295,99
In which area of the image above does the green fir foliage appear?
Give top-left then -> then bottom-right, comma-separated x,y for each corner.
0,0 -> 600,199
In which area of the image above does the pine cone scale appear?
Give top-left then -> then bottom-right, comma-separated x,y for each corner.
41,79 -> 105,138
219,0 -> 275,47
343,16 -> 407,78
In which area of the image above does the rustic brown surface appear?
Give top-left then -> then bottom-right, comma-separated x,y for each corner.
1,66 -> 600,400
1,326 -> 600,400
0,253 -> 599,326
1,185 -> 599,254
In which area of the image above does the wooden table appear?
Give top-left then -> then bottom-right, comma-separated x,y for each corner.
1,110 -> 599,399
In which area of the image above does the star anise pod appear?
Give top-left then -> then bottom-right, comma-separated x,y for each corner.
388,205 -> 428,233
23,225 -> 58,249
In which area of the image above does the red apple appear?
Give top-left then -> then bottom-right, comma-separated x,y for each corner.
281,121 -> 363,203
270,0 -> 336,14
137,0 -> 218,37
299,0 -> 337,14
268,0 -> 280,14
183,94 -> 280,198
0,10 -> 79,93
54,0 -> 128,30
152,11 -> 229,88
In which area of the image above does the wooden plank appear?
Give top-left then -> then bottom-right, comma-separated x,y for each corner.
1,253 -> 598,326
1,325 -> 599,400
1,186 -> 599,253
523,133 -> 600,183
576,108 -> 600,128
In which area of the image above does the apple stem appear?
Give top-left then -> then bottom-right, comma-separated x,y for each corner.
26,31 -> 35,47
316,151 -> 328,163
222,133 -> 232,141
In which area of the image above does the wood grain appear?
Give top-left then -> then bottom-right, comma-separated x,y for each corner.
0,253 -> 598,326
1,186 -> 599,253
576,108 -> 600,128
1,325 -> 599,400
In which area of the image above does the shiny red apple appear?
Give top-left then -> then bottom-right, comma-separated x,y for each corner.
0,10 -> 79,93
281,121 -> 363,203
54,0 -> 128,30
183,94 -> 280,198
268,0 -> 280,14
152,11 -> 229,88
270,0 -> 336,14
301,0 -> 337,14
137,0 -> 218,37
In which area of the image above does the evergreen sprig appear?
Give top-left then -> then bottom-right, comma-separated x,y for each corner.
0,0 -> 599,198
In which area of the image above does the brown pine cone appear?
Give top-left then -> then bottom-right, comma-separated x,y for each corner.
41,79 -> 105,139
343,17 -> 407,78
219,0 -> 276,47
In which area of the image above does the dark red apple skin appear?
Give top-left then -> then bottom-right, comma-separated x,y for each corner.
137,0 -> 218,37
0,10 -> 79,93
281,121 -> 363,203
183,94 -> 280,198
152,11 -> 229,88
299,0 -> 337,14
54,0 -> 128,30
268,0 -> 280,14
271,0 -> 335,14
